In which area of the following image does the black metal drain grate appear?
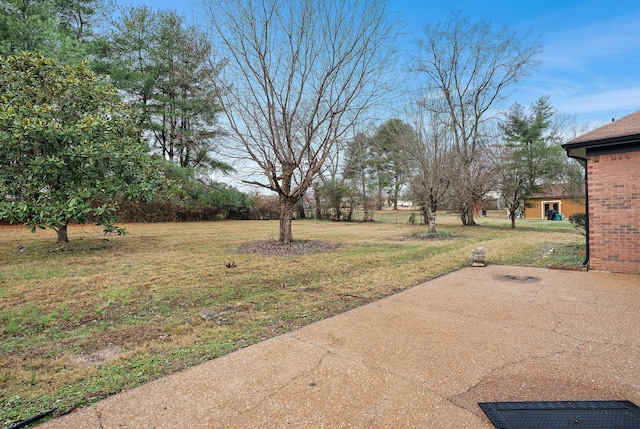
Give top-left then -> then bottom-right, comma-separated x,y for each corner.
479,401 -> 640,429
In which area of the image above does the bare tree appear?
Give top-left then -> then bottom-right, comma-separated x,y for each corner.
414,12 -> 542,226
202,0 -> 399,243
405,99 -> 454,233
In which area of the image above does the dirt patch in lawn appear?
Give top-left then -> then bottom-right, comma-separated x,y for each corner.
76,344 -> 125,366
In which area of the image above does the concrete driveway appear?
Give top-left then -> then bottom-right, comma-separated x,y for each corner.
40,265 -> 640,428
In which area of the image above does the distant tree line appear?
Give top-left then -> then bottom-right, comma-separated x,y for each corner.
0,0 -> 586,242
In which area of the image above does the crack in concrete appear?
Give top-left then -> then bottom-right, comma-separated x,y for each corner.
440,289 -> 640,414
286,332 -> 456,405
522,284 -> 627,349
96,409 -> 104,429
239,340 -> 331,417
447,344 -> 585,402
532,296 -> 638,350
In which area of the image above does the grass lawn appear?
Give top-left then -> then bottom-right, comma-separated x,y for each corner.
0,211 -> 585,426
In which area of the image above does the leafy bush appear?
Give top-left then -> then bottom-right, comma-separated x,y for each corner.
117,163 -> 252,221
315,179 -> 361,221
202,182 -> 253,220
569,213 -> 587,236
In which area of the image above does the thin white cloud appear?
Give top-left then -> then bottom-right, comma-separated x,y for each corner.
523,6 -> 640,123
542,11 -> 640,70
556,87 -> 640,115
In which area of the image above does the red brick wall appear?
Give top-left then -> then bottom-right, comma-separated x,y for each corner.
587,150 -> 640,274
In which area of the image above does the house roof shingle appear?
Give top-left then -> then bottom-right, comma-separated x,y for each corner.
567,109 -> 640,145
529,184 -> 584,199
562,109 -> 640,162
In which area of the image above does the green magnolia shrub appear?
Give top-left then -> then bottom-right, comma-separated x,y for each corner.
0,52 -> 164,242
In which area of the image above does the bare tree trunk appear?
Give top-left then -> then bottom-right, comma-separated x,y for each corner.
460,205 -> 467,225
392,176 -> 399,210
296,201 -> 306,219
313,182 -> 322,220
428,204 -> 437,234
466,203 -> 476,226
459,203 -> 476,226
56,223 -> 69,243
376,179 -> 384,211
393,186 -> 398,210
508,193 -> 520,229
346,204 -> 354,221
279,196 -> 295,244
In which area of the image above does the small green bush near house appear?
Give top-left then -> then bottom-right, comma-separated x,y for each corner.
569,213 -> 587,236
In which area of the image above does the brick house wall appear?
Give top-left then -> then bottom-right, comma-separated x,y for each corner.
587,150 -> 640,274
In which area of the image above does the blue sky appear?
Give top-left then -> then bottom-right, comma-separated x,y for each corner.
391,0 -> 640,127
123,0 -> 640,128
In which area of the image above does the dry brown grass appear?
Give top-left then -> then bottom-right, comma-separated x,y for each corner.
0,212 -> 584,426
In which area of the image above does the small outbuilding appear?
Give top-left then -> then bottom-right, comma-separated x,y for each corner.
523,184 -> 585,220
562,109 -> 640,274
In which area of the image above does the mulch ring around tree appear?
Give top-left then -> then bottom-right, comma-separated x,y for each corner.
402,232 -> 457,241
231,240 -> 342,256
